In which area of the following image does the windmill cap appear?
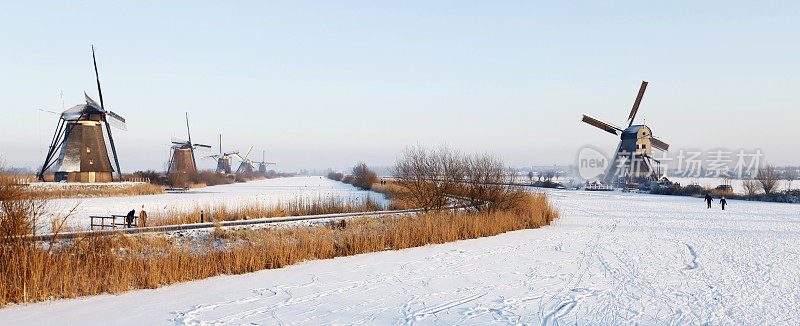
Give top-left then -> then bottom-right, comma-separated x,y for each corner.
61,104 -> 104,121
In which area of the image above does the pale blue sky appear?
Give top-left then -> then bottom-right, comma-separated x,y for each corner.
1,1 -> 798,172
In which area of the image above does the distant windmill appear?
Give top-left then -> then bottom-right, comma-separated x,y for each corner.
254,150 -> 276,173
38,46 -> 126,182
233,146 -> 255,175
581,81 -> 670,185
167,113 -> 211,174
203,134 -> 238,174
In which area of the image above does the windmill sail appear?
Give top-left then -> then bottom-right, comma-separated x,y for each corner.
85,93 -> 102,110
106,111 -> 127,130
582,114 -> 622,135
627,81 -> 648,126
650,137 -> 670,151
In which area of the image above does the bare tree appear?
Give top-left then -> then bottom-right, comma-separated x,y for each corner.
393,145 -> 523,212
527,171 -> 535,185
741,178 -> 760,197
393,145 -> 448,211
756,165 -> 779,195
462,153 -> 524,212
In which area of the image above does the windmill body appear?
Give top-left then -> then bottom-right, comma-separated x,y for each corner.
217,155 -> 233,174
581,81 -> 670,186
38,47 -> 126,182
44,99 -> 124,182
168,145 -> 197,175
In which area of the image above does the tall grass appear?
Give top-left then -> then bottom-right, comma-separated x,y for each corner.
1,189 -> 556,306
23,183 -> 164,200
146,196 -> 388,227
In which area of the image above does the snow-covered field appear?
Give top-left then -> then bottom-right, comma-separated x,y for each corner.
4,189 -> 799,324
47,176 -> 389,230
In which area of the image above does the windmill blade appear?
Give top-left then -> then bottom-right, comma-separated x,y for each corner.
91,45 -> 106,110
650,137 -> 670,151
38,108 -> 60,115
185,112 -> 193,146
194,144 -> 212,149
202,154 -> 220,159
241,146 -> 253,161
582,114 -> 621,135
106,111 -> 127,130
232,153 -> 245,161
627,80 -> 648,127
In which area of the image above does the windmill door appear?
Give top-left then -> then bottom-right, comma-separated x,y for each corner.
89,172 -> 96,183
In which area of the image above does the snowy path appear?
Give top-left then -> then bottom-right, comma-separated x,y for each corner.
4,190 -> 800,324
46,176 -> 389,230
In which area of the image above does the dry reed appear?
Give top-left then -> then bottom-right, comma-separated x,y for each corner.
23,183 -> 164,200
0,191 -> 557,306
146,196 -> 388,227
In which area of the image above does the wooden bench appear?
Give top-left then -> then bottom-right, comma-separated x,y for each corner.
90,215 -> 138,230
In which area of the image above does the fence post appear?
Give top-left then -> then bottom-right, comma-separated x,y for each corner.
201,210 -> 204,223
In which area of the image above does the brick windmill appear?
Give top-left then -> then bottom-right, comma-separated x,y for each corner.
167,113 -> 211,175
204,134 -> 238,174
233,146 -> 255,175
254,150 -> 276,174
37,46 -> 126,182
581,81 -> 670,185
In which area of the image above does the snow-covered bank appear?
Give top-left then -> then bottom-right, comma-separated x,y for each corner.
670,177 -> 799,195
47,176 -> 389,230
4,189 -> 799,324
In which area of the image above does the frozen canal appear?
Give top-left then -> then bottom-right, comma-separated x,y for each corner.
47,176 -> 389,230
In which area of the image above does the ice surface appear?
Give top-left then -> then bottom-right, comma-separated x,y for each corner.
46,176 -> 390,230
3,189 -> 799,324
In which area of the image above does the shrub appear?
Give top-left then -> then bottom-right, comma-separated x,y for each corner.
351,163 -> 377,190
129,170 -> 168,185
327,171 -> 344,181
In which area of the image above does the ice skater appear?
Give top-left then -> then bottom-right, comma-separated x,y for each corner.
704,194 -> 713,208
720,197 -> 727,211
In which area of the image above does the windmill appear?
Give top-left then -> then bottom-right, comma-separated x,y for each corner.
37,46 -> 126,183
233,146 -> 255,175
167,113 -> 211,174
581,81 -> 670,185
203,134 -> 238,174
254,150 -> 276,174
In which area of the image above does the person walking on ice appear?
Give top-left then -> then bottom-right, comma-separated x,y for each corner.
704,194 -> 713,208
720,197 -> 727,210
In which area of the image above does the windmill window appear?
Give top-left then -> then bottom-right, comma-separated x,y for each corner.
86,147 -> 91,153
89,159 -> 93,165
